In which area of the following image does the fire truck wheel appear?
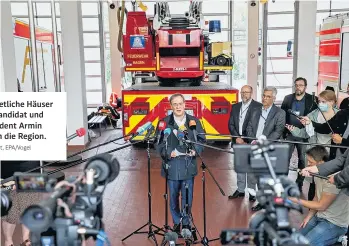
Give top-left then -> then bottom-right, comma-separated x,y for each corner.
216,56 -> 227,66
190,78 -> 202,86
159,79 -> 175,87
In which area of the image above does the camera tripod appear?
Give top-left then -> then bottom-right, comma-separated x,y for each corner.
159,141 -> 174,246
122,130 -> 164,245
184,140 -> 225,245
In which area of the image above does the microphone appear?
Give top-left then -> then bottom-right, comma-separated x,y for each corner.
156,121 -> 167,144
181,228 -> 192,240
128,122 -> 153,140
67,127 -> 86,142
189,120 -> 198,142
173,129 -> 182,146
257,135 -> 268,145
280,176 -> 300,198
84,153 -> 120,185
145,125 -> 155,139
136,121 -> 153,135
179,125 -> 187,132
164,231 -> 178,246
287,109 -> 302,120
163,128 -> 171,143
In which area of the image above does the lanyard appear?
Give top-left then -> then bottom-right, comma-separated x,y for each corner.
240,106 -> 250,118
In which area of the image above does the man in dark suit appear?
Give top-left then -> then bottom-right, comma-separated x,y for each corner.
246,86 -> 286,211
155,93 -> 206,235
228,85 -> 262,201
281,77 -> 317,190
340,82 -> 349,110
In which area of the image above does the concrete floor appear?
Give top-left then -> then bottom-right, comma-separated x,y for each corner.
1,125 -> 304,246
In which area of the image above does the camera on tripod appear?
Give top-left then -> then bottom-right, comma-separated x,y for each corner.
220,138 -> 310,246
19,153 -> 120,246
1,188 -> 12,217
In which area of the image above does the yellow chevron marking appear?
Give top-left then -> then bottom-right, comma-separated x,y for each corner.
201,117 -> 231,140
147,95 -> 165,112
194,93 -> 237,111
223,94 -> 237,103
195,95 -> 214,111
126,115 -> 146,135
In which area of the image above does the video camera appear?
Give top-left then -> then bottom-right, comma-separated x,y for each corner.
1,188 -> 12,217
18,153 -> 120,246
220,137 -> 310,246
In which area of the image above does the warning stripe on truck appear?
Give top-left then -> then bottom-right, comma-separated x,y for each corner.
123,92 -> 237,141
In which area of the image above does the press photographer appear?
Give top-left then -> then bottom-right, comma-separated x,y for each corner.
221,137 -> 309,246
155,93 -> 206,236
301,149 -> 349,194
289,146 -> 349,246
18,153 -> 120,246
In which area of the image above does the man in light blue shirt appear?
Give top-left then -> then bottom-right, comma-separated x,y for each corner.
246,86 -> 286,211
255,105 -> 273,139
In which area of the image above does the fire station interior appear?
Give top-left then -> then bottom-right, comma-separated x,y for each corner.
1,0 -> 349,246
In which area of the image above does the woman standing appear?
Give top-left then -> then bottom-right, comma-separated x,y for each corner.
286,90 -> 339,200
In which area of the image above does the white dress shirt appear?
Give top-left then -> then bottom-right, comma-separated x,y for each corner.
256,105 -> 272,138
239,100 -> 252,135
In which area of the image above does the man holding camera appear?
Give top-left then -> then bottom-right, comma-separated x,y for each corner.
290,146 -> 349,246
155,93 -> 206,234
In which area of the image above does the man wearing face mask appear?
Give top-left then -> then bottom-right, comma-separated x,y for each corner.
281,77 -> 318,190
339,82 -> 349,110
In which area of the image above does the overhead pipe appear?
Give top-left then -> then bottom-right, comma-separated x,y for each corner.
50,0 -> 61,92
28,0 -> 40,92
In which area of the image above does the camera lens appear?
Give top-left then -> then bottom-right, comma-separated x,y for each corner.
33,211 -> 44,220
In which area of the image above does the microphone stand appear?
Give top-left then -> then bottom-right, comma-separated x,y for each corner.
184,139 -> 225,246
122,127 -> 164,245
160,140 -> 173,246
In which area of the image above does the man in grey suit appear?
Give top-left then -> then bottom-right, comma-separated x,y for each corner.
246,86 -> 286,211
228,85 -> 262,201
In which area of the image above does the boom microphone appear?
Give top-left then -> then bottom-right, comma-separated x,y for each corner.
84,153 -> 120,185
189,120 -> 198,142
67,127 -> 86,142
128,122 -> 153,140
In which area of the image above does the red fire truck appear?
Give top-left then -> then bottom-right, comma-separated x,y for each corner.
119,1 -> 237,141
119,1 -> 233,86
13,18 -> 62,92
317,13 -> 349,105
